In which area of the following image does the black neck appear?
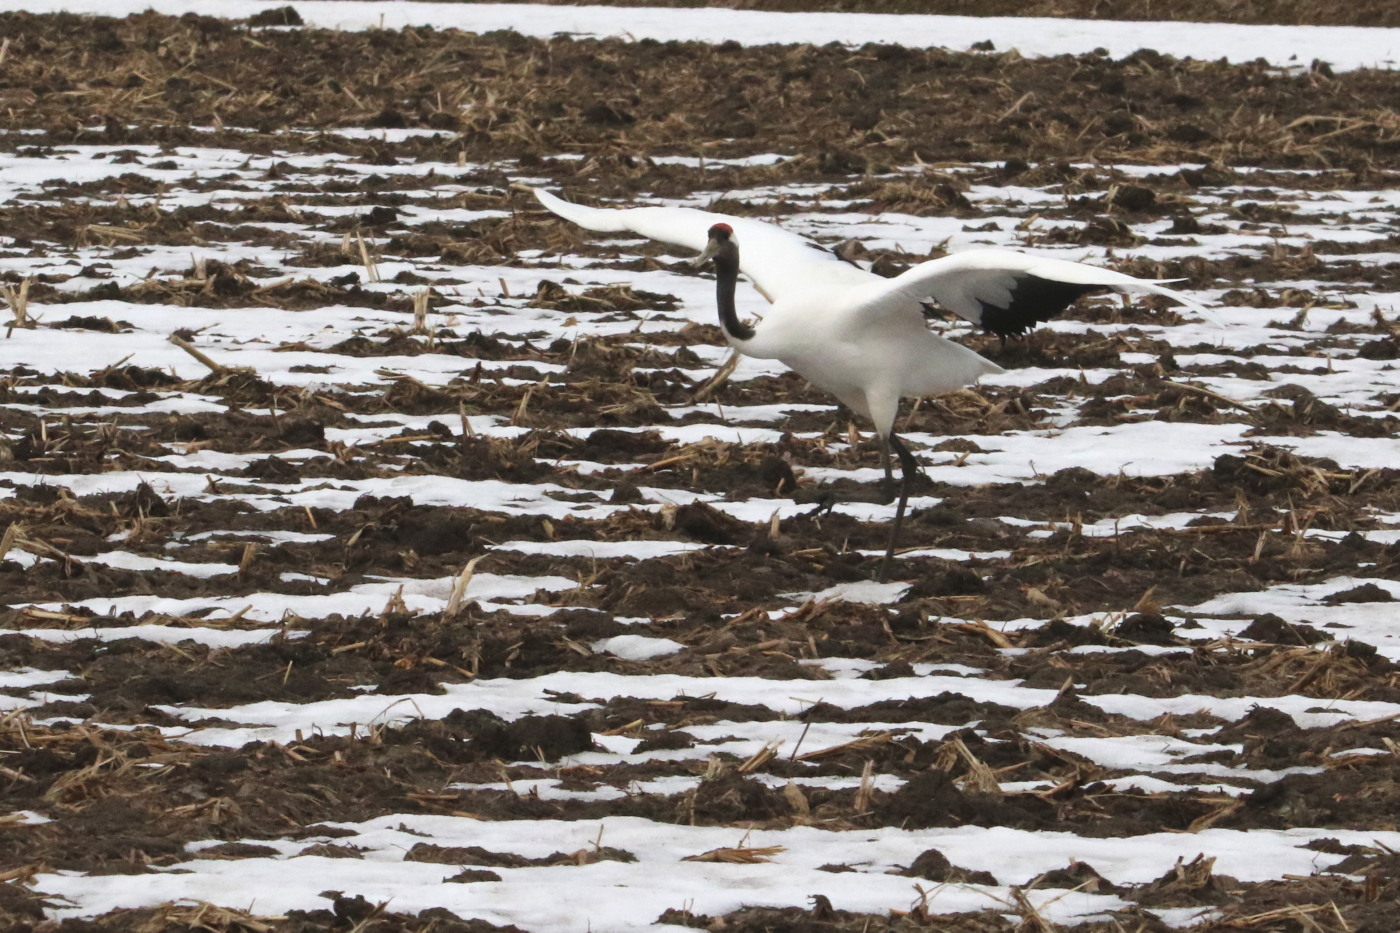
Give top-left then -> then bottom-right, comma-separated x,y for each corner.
713,243 -> 754,342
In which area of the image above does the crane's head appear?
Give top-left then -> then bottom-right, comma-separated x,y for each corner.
695,223 -> 737,269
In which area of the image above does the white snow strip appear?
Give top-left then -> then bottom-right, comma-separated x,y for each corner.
591,635 -> 686,660
0,1 -> 1392,72
154,671 -> 1059,746
33,815 -> 1400,930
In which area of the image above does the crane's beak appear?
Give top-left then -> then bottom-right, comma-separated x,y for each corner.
693,238 -> 720,269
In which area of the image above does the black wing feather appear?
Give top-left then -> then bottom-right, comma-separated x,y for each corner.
977,276 -> 1108,338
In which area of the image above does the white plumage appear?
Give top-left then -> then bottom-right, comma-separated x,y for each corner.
527,185 -> 872,302
519,185 -> 1205,578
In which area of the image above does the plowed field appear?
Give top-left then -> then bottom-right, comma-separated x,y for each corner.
2,8 -> 1400,933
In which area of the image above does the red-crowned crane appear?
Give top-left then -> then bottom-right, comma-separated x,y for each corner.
519,185 -> 1204,580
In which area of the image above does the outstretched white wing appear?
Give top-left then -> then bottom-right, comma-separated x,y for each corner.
856,248 -> 1206,337
520,185 -> 873,303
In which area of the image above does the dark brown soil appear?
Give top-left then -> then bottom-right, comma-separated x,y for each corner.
0,11 -> 1394,172
445,0 -> 1400,27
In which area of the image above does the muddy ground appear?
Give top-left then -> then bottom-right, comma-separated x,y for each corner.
448,0 -> 1399,27
2,7 -> 1400,933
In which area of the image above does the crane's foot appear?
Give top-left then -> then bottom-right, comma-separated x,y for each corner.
803,491 -> 839,518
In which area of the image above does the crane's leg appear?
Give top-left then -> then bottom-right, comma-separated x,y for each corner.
877,435 -> 895,503
878,432 -> 921,582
